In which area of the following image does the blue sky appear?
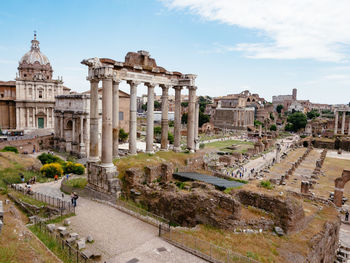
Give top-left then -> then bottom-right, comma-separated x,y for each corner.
0,0 -> 349,104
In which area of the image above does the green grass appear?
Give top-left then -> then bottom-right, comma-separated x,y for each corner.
29,224 -> 76,263
260,180 -> 274,190
10,191 -> 46,207
205,139 -> 254,153
64,177 -> 87,189
45,213 -> 76,224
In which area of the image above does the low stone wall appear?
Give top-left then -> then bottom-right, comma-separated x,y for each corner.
0,135 -> 53,153
235,190 -> 305,233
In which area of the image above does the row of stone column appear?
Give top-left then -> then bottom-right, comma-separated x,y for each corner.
334,111 -> 350,135
16,107 -> 54,129
88,74 -> 199,166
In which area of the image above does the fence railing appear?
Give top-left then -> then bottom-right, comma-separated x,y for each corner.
11,184 -> 75,215
159,224 -> 260,263
32,218 -> 93,263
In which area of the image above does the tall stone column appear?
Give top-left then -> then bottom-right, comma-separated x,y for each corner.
334,111 -> 339,135
89,79 -> 100,162
26,108 -> 29,128
33,108 -> 36,127
194,101 -> 199,150
145,83 -> 155,153
60,114 -> 64,139
51,108 -> 54,129
127,80 -> 139,155
101,68 -> 114,166
72,117 -> 76,143
341,111 -> 346,135
79,116 -> 85,156
187,86 -> 197,151
173,86 -> 182,151
112,80 -> 120,158
160,85 -> 169,150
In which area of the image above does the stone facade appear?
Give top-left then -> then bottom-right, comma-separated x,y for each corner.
0,81 -> 16,129
15,34 -> 70,132
54,89 -> 130,158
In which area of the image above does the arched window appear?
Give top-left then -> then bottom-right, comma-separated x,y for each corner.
38,90 -> 43,99
66,120 -> 73,129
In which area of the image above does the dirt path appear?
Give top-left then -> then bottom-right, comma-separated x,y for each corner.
31,181 -> 205,263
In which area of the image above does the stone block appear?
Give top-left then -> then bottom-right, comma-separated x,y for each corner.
77,239 -> 86,250
60,230 -> 70,238
47,224 -> 56,232
0,219 -> 2,234
5,199 -> 9,205
87,235 -> 94,243
66,237 -> 76,244
57,226 -> 66,232
69,232 -> 79,240
274,226 -> 284,236
63,219 -> 71,226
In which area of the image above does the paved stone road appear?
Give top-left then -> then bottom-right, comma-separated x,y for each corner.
31,181 -> 205,263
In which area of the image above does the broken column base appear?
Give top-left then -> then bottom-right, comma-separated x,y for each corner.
86,162 -> 121,201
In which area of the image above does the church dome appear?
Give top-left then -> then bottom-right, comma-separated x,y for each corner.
18,33 -> 53,81
19,35 -> 50,65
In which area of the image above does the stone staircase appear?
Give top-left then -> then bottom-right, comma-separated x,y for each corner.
336,244 -> 350,263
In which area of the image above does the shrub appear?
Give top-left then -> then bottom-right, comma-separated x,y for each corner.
269,124 -> 277,131
199,143 -> 205,149
1,146 -> 18,154
37,153 -> 64,165
119,128 -> 128,142
168,132 -> 174,144
260,180 -> 273,189
40,163 -> 63,178
63,161 -> 85,175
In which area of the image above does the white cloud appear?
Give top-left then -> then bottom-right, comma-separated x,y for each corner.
162,0 -> 350,62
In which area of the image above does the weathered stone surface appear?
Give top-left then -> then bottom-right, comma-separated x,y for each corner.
47,224 -> 56,232
69,232 -> 79,239
63,219 -> 71,226
87,235 -> 94,243
77,239 -> 86,250
57,226 -> 66,232
236,190 -> 305,233
66,237 -> 76,244
134,183 -> 241,228
274,226 -> 284,236
0,219 -> 3,234
60,230 -> 70,237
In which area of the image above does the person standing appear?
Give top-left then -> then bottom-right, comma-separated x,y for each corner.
72,192 -> 79,207
54,174 -> 58,182
346,210 -> 349,221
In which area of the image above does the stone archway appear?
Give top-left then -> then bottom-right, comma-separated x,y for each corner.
334,169 -> 350,207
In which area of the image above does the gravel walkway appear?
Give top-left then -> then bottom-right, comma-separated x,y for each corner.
32,181 -> 205,263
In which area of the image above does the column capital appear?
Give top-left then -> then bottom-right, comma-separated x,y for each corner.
99,66 -> 114,80
144,82 -> 156,89
173,85 -> 183,91
187,86 -> 197,91
127,80 -> 141,87
113,78 -> 121,85
160,84 -> 171,90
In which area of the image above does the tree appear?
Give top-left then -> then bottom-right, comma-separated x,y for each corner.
181,113 -> 188,124
307,110 -> 320,119
269,124 -> 277,131
270,112 -> 274,120
286,112 -> 307,132
141,103 -> 147,111
276,104 -> 284,114
154,126 -> 162,136
254,120 -> 263,127
119,128 -> 128,142
154,101 -> 161,110
199,112 -> 210,127
181,102 -> 188,107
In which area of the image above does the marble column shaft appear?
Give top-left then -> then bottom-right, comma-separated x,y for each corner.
341,111 -> 346,135
146,83 -> 155,153
173,86 -> 182,151
194,101 -> 199,149
72,117 -> 76,142
89,80 -> 100,161
160,85 -> 169,150
334,111 -> 338,135
112,80 -> 120,158
80,116 -> 84,145
101,78 -> 113,165
187,86 -> 197,150
128,81 -> 138,155
60,114 -> 64,139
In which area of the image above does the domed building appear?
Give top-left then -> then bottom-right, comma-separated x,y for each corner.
14,33 -> 70,131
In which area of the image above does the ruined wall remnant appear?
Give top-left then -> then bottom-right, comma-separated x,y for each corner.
236,190 -> 305,233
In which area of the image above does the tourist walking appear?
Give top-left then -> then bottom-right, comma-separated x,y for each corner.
345,210 -> 349,221
54,174 -> 58,182
71,192 -> 79,207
